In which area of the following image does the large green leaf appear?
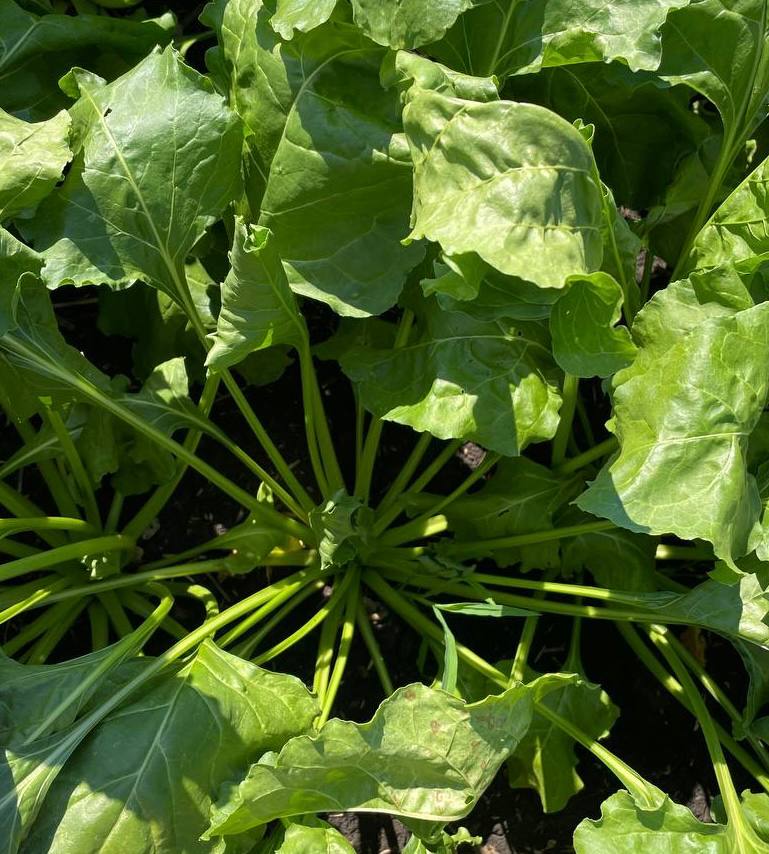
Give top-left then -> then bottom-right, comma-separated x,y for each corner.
340,305 -> 562,456
203,0 -> 422,316
0,0 -> 173,121
508,63 -> 710,210
204,676 -> 569,841
428,0 -> 690,79
550,272 -> 636,378
0,108 -> 70,221
0,613 -> 168,852
0,647 -> 137,746
22,641 -> 319,854
403,89 -> 604,290
657,0 -> 769,148
207,221 -> 307,371
686,155 -> 769,275
574,787 -> 766,852
24,47 -> 242,299
577,271 -> 769,566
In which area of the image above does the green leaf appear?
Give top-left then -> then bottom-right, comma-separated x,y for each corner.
270,0 -> 337,39
442,456 -> 578,541
0,0 -> 173,121
735,640 -> 769,724
0,108 -> 70,221
199,513 -> 290,575
559,509 -> 658,592
421,255 -> 562,322
574,787 -> 765,853
308,490 -> 369,570
428,0 -> 689,80
351,0 -> 474,50
25,47 -> 242,299
403,90 -> 604,290
550,272 -> 636,378
276,820 -> 356,854
577,272 -> 769,566
207,221 -> 307,372
203,0 -> 422,316
509,63 -> 710,210
340,305 -> 562,456
712,791 -> 769,843
0,616 -> 166,851
641,572 -> 769,650
205,676 -> 570,841
97,258 -> 219,382
507,671 -> 619,814
0,228 -> 41,336
0,647 -> 133,745
685,155 -> 769,275
22,641 -> 319,854
657,0 -> 769,147
382,50 -> 498,103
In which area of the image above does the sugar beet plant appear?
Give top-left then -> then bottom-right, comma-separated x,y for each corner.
5,0 -> 769,851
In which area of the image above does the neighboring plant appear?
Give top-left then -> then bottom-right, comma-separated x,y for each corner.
3,0 -> 769,851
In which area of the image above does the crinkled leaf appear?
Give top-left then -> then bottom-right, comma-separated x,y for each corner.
578,274 -> 769,566
0,108 -> 70,221
270,0 -> 337,39
351,0 -> 474,50
203,0 -> 421,316
22,641 -> 319,854
574,790 -> 719,851
429,0 -> 689,80
382,50 -> 498,103
24,47 -> 242,299
574,787 -> 765,852
340,306 -> 562,457
403,90 -> 604,289
205,676 -> 570,840
309,490 -> 368,570
550,272 -> 636,378
207,221 -> 307,372
0,0 -> 173,121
